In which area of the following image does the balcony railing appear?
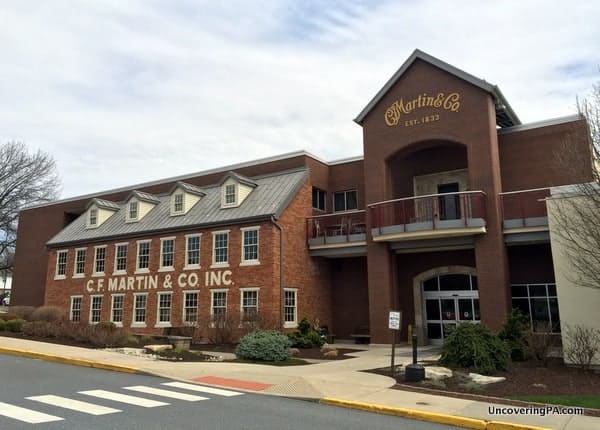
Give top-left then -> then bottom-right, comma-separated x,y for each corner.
369,191 -> 487,238
500,188 -> 550,229
307,210 -> 366,246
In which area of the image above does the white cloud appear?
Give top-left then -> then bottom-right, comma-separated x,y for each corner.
0,0 -> 598,198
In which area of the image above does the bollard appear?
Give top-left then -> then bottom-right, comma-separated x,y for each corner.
405,333 -> 425,382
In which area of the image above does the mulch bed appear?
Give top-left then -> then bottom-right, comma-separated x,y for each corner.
370,358 -> 600,417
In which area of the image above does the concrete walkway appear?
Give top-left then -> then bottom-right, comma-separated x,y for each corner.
0,337 -> 597,430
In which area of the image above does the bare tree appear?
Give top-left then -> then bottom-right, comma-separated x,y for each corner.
550,83 -> 600,289
0,142 -> 61,272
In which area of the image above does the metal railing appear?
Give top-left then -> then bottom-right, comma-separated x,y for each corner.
499,187 -> 550,228
307,210 -> 366,241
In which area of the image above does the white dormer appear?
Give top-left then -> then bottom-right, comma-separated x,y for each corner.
169,181 -> 206,216
220,172 -> 257,208
85,198 -> 119,229
125,191 -> 160,223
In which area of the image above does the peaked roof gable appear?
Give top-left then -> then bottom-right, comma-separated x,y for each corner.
354,49 -> 520,128
170,181 -> 207,197
219,171 -> 258,188
127,190 -> 161,205
86,198 -> 119,211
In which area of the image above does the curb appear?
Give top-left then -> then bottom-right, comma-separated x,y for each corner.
0,346 -> 141,374
320,398 -> 553,430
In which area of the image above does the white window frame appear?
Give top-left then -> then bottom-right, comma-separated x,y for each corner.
183,290 -> 200,324
55,249 -> 68,280
172,193 -> 185,215
210,288 -> 228,325
136,240 -> 151,273
73,248 -> 86,278
184,233 -> 201,269
88,207 -> 98,227
89,295 -> 103,324
211,230 -> 230,268
110,294 -> 125,326
127,200 -> 139,222
132,293 -> 148,327
312,187 -> 326,211
240,226 -> 260,266
93,245 -> 107,276
156,291 -> 173,327
70,295 -> 83,322
283,288 -> 298,328
223,183 -> 237,207
159,237 -> 175,272
113,243 -> 128,275
333,189 -> 358,212
240,288 -> 259,321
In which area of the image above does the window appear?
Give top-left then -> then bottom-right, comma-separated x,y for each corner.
211,290 -> 227,319
74,248 -> 86,277
133,293 -> 147,325
89,208 -> 98,226
284,289 -> 297,328
114,243 -> 128,273
55,250 -> 68,279
241,228 -> 259,264
128,201 -> 139,221
70,296 -> 82,322
157,292 -> 172,325
224,184 -> 236,205
136,241 -> 150,272
241,289 -> 258,321
511,283 -> 560,333
333,190 -> 358,212
89,295 -> 103,323
173,193 -> 184,214
312,187 -> 326,211
212,231 -> 229,266
93,246 -> 107,275
111,294 -> 124,324
185,234 -> 201,268
183,291 -> 199,323
160,238 -> 175,270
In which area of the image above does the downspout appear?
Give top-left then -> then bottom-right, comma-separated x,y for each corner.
271,216 -> 284,332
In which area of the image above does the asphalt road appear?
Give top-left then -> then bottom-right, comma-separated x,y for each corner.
0,354 -> 462,430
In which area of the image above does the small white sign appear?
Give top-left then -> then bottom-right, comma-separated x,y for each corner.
388,311 -> 401,330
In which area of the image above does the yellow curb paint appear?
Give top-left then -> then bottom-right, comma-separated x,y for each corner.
487,422 -> 552,430
0,347 -> 140,374
320,397 -> 487,430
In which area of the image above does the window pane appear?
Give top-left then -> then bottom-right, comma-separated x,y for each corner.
346,191 -> 358,210
439,274 -> 470,291
441,299 -> 455,320
423,277 -> 438,291
333,192 -> 345,212
470,276 -> 478,290
547,284 -> 557,296
512,298 -> 530,317
427,323 -> 442,339
549,298 -> 560,333
425,299 -> 440,320
511,284 -> 528,297
458,299 -> 473,321
529,284 -> 547,297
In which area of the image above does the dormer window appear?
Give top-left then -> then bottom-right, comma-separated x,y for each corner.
128,201 -> 139,221
173,193 -> 184,214
89,208 -> 98,226
224,184 -> 236,206
169,182 -> 205,216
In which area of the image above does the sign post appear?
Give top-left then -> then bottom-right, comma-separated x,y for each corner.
388,311 -> 401,377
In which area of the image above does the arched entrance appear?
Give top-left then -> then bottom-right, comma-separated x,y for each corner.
413,266 -> 479,345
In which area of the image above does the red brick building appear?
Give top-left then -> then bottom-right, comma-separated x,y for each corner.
12,50 -> 594,343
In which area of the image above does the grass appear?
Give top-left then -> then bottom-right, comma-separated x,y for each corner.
227,358 -> 311,366
510,395 -> 600,409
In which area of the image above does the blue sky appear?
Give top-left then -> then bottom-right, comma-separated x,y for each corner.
1,0 -> 599,198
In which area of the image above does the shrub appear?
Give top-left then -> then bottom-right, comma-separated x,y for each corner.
89,325 -> 130,348
207,315 -> 234,345
563,324 -> 600,371
499,309 -> 529,361
288,318 -> 325,348
31,306 -> 65,322
0,319 -> 6,331
5,318 -> 26,333
439,323 -> 510,375
96,321 -> 117,331
524,321 -> 559,366
235,330 -> 291,362
22,321 -> 59,338
8,306 -> 36,321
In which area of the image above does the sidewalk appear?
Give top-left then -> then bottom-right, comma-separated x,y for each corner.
0,337 -> 597,430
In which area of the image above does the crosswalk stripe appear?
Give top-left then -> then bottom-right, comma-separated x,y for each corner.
162,382 -> 243,397
0,401 -> 63,424
26,395 -> 122,415
124,386 -> 208,401
78,390 -> 169,408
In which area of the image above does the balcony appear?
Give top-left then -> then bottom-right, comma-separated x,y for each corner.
500,188 -> 550,231
369,191 -> 487,242
307,211 -> 367,255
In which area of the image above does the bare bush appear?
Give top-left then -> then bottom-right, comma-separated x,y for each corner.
30,306 -> 65,322
89,325 -> 130,348
524,321 -> 560,366
563,324 -> 600,371
7,306 -> 36,320
207,315 -> 235,344
240,313 -> 280,336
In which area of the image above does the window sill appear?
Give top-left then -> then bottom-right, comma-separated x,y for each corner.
112,271 -> 127,276
158,267 -> 174,273
184,265 -> 201,271
284,322 -> 298,329
155,323 -> 172,328
210,263 -> 230,269
111,322 -> 123,328
72,274 -> 84,279
131,323 -> 147,328
134,269 -> 150,275
54,275 -> 67,280
91,273 -> 105,278
240,260 -> 260,267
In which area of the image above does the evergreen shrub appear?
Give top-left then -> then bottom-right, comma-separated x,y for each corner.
235,330 -> 291,362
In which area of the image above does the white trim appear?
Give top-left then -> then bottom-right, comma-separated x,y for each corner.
132,292 -> 148,327
89,294 -> 103,324
283,288 -> 298,328
112,242 -> 128,275
92,245 -> 107,276
210,288 -> 228,317
239,287 -> 259,318
222,183 -> 238,208
73,247 -> 87,278
184,233 -> 202,270
87,207 -> 99,228
135,240 -> 151,273
155,291 -> 173,327
54,249 -> 68,280
497,114 -> 581,135
332,189 -> 358,213
171,192 -> 185,216
110,294 -> 125,327
126,199 -> 139,223
69,295 -> 83,322
159,237 -> 176,271
240,226 -> 260,266
211,230 -> 230,267
182,290 -> 200,324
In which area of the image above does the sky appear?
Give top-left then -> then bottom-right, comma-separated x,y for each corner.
1,0 -> 599,199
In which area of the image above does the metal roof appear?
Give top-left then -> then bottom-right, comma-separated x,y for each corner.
86,198 -> 120,211
171,181 -> 207,197
354,49 -> 520,128
128,190 -> 161,204
47,168 -> 308,247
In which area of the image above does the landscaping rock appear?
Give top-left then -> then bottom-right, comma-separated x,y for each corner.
320,345 -> 337,353
425,366 -> 453,381
323,350 -> 338,358
144,344 -> 173,353
467,372 -> 506,385
289,347 -> 300,356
